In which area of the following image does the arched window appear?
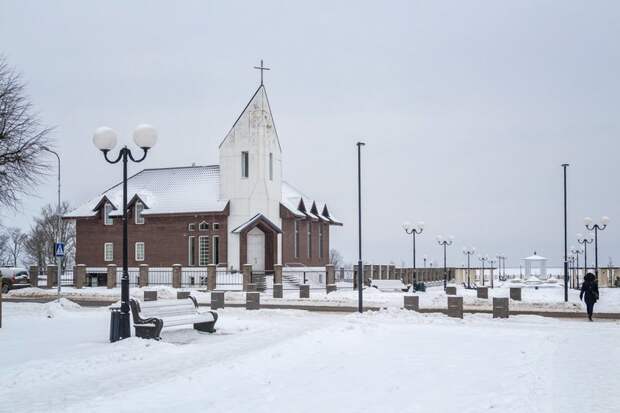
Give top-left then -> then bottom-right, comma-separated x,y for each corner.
134,201 -> 144,225
199,221 -> 209,231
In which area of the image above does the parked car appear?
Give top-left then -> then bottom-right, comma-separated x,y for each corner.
1,267 -> 31,293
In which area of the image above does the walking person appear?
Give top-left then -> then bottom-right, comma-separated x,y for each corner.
580,272 -> 599,321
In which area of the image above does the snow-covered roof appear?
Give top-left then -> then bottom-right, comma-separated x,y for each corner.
524,253 -> 547,261
231,213 -> 282,234
64,165 -> 227,218
281,181 -> 342,225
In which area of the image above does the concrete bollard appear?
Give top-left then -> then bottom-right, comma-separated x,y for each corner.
29,265 -> 39,288
493,297 -> 509,318
300,284 -> 310,298
326,264 -> 336,294
404,295 -> 419,311
477,287 -> 489,299
177,291 -> 191,299
273,283 -> 283,298
211,291 -> 224,310
242,264 -> 252,292
246,292 -> 260,310
447,296 -> 463,319
510,287 -> 522,301
75,264 -> 86,289
106,264 -> 117,289
144,290 -> 157,301
139,264 -> 149,288
247,283 -> 257,292
207,264 -> 217,291
446,286 -> 457,295
172,264 -> 182,289
273,264 -> 283,285
47,265 -> 58,289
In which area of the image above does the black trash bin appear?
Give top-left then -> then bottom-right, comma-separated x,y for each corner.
109,306 -> 121,343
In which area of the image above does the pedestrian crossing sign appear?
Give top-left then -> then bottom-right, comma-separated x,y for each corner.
54,242 -> 65,257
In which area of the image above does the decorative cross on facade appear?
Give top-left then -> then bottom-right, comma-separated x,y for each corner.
253,59 -> 270,85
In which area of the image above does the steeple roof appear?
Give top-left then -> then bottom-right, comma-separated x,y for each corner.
219,84 -> 282,151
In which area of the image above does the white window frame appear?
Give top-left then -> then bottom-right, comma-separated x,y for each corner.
188,223 -> 196,232
307,222 -> 312,258
104,203 -> 113,225
269,152 -> 273,181
134,201 -> 144,225
294,220 -> 299,259
188,236 -> 195,266
104,242 -> 114,262
213,222 -> 219,230
199,221 -> 209,231
212,235 -> 219,265
241,151 -> 249,178
135,242 -> 145,261
319,224 -> 324,258
199,236 -> 209,266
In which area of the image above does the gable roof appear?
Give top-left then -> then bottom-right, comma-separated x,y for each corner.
231,213 -> 282,234
219,84 -> 282,151
64,165 -> 228,218
281,181 -> 342,225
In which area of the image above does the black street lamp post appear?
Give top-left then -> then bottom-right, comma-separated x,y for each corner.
403,221 -> 424,290
577,233 -> 594,284
489,259 -> 496,288
356,141 -> 365,313
570,246 -> 583,289
562,164 -> 569,302
436,235 -> 454,290
479,255 -> 489,286
584,216 -> 610,282
462,247 -> 475,289
94,125 -> 157,340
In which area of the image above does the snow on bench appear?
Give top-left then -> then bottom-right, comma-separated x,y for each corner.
129,297 -> 218,340
370,279 -> 410,292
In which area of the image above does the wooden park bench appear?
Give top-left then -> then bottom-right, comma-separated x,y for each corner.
129,297 -> 218,340
370,279 -> 410,292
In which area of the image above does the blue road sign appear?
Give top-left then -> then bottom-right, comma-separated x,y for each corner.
54,242 -> 65,257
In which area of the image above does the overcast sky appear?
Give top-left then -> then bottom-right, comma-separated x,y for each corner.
1,1 -> 618,268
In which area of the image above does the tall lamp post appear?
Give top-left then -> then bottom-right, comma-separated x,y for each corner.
93,125 -> 158,340
496,254 -> 506,280
570,246 -> 583,289
40,146 -> 61,301
562,164 -> 569,302
584,216 -> 610,282
462,247 -> 475,289
436,235 -> 454,290
577,232 -> 594,283
403,221 -> 424,290
479,255 -> 489,286
356,142 -> 365,313
489,259 -> 496,288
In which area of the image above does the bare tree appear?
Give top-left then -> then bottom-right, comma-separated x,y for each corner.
329,248 -> 343,267
24,202 -> 75,268
5,227 -> 27,266
0,225 -> 9,266
0,56 -> 53,208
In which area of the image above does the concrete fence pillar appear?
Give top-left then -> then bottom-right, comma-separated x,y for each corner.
404,295 -> 419,311
300,284 -> 310,298
326,264 -> 336,293
139,264 -> 149,288
477,286 -> 489,299
211,291 -> 225,309
207,264 -> 217,291
446,286 -> 457,295
144,290 -> 157,301
447,296 -> 463,319
493,297 -> 509,318
273,264 -> 283,285
107,264 -> 117,289
273,283 -> 283,298
29,265 -> 39,287
172,264 -> 182,289
246,292 -> 260,310
510,287 -> 522,301
46,265 -> 58,289
242,264 -> 252,292
75,264 -> 86,289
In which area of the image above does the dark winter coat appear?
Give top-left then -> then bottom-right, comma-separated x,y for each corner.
580,278 -> 599,304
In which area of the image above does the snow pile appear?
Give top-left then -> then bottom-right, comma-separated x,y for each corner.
43,298 -> 82,318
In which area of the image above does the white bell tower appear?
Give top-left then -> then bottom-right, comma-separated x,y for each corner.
219,78 -> 283,270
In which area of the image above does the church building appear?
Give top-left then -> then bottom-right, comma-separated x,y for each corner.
65,74 -> 342,271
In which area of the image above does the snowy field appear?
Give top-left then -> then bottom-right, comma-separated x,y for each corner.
1,301 -> 619,413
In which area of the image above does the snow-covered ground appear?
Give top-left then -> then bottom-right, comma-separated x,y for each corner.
7,283 -> 620,313
1,301 -> 619,413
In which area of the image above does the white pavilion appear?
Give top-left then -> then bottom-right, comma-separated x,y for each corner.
522,252 -> 548,281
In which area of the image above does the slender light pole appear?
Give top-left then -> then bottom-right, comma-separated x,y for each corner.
577,233 -> 593,283
489,259 -> 496,288
561,164 -> 569,302
356,142 -> 365,313
570,246 -> 583,289
462,247 -> 475,289
584,216 -> 610,282
403,221 -> 424,290
41,147 -> 61,301
436,235 -> 454,290
479,255 -> 489,286
93,125 -> 158,340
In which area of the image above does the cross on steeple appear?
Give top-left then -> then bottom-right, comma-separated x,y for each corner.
253,59 -> 270,86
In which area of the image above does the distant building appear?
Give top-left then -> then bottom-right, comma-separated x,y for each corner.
65,81 -> 342,271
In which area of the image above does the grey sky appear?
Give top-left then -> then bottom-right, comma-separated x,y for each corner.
1,0 -> 618,268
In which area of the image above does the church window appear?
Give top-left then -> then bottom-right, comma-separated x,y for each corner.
199,221 -> 209,231
104,242 -> 114,261
269,153 -> 273,181
134,201 -> 144,225
241,151 -> 249,178
135,242 -> 145,261
213,236 -> 220,265
307,223 -> 312,258
319,225 -> 324,258
199,236 -> 209,266
188,223 -> 196,231
213,223 -> 220,230
188,236 -> 196,266
104,203 -> 113,225
294,220 -> 299,259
